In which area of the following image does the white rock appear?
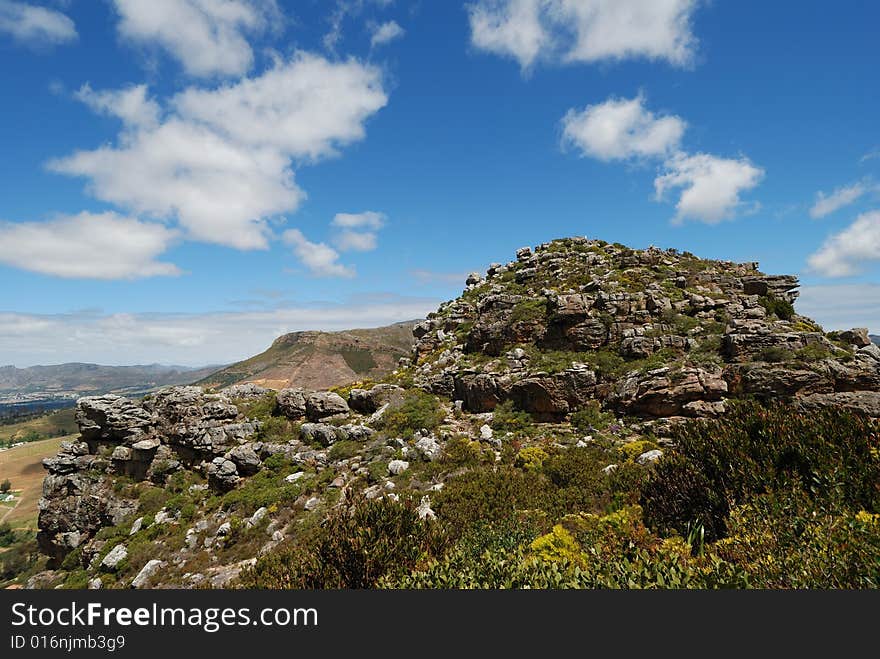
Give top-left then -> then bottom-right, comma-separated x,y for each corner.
284,472 -> 306,483
216,522 -> 232,536
636,449 -> 664,465
100,544 -> 128,570
154,508 -> 175,524
304,497 -> 320,511
272,530 -> 284,542
388,459 -> 410,475
601,464 -> 619,475
131,559 -> 165,589
87,578 -> 103,590
384,481 -> 396,490
185,528 -> 199,550
245,506 -> 267,528
480,424 -> 494,440
386,493 -> 400,502
417,496 -> 436,520
415,435 -> 442,461
129,517 -> 144,536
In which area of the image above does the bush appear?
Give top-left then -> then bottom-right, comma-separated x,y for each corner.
641,402 -> 880,542
0,479 -> 10,493
0,523 -> 17,547
758,295 -> 795,321
570,401 -> 614,431
759,346 -> 793,363
377,391 -> 444,438
238,496 -> 447,588
491,400 -> 533,434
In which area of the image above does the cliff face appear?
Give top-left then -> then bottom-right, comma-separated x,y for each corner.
31,237 -> 880,588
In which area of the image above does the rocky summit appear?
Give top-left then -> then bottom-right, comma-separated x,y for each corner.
28,237 -> 880,589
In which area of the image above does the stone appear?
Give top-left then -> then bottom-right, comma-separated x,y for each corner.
300,423 -> 339,447
831,328 -> 872,348
100,544 -> 128,571
88,578 -> 103,590
131,559 -> 165,589
75,395 -> 154,445
276,388 -> 307,419
479,424 -> 493,441
284,472 -> 306,483
129,517 -> 144,536
388,460 -> 410,475
222,383 -> 273,399
414,435 -> 442,461
246,507 -> 267,529
417,496 -> 436,520
636,449 -> 664,465
217,522 -> 232,536
348,384 -> 405,414
206,457 -> 240,491
601,464 -> 618,475
798,391 -> 880,417
305,392 -> 350,421
228,444 -> 262,476
304,497 -> 320,511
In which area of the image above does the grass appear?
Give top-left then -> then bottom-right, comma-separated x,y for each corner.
0,408 -> 77,448
0,436 -> 67,525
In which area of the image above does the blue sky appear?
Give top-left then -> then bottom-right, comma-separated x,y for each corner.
0,0 -> 878,366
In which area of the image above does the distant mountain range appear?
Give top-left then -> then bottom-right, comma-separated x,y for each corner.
872,335 -> 879,346
196,321 -> 418,391
0,363 -> 221,400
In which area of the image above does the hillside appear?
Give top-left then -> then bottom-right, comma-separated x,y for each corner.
14,237 -> 880,590
196,322 -> 418,391
0,363 -> 221,402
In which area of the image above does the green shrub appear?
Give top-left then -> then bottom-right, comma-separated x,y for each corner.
238,496 -> 447,588
641,402 -> 880,542
0,523 -> 16,547
758,295 -> 795,321
759,346 -> 793,363
509,298 -> 547,325
1,479 -> 10,493
570,401 -> 614,431
377,391 -> 444,438
491,400 -> 533,434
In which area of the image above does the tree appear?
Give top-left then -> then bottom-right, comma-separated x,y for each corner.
0,479 -> 11,494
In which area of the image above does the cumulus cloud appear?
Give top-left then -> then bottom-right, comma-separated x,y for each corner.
283,228 -> 354,278
468,0 -> 700,72
809,179 -> 872,219
0,0 -> 77,46
74,83 -> 161,128
111,0 -> 280,77
807,210 -> 880,277
0,296 -> 439,367
330,211 -> 385,252
49,53 -> 387,251
0,212 -> 180,279
654,152 -> 764,224
370,20 -> 404,47
562,95 -> 764,224
561,94 -> 685,161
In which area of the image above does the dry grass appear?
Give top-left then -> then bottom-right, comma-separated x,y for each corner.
0,436 -> 69,527
0,408 -> 77,445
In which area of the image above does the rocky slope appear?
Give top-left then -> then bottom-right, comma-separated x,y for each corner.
26,237 -> 880,589
195,322 -> 417,391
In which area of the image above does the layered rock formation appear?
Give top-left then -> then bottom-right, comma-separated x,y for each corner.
33,237 -> 880,585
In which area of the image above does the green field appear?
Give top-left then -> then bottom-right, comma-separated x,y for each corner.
0,408 -> 77,448
0,436 -> 68,527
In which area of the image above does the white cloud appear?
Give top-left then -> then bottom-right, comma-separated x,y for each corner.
0,297 -> 439,367
331,211 -> 386,230
283,228 -> 354,278
330,211 -> 385,253
654,152 -> 764,224
469,0 -> 547,71
861,149 -> 880,163
798,284 -> 880,334
561,94 -> 685,161
468,0 -> 700,72
807,210 -> 880,277
0,0 -> 77,46
370,20 -> 404,47
75,83 -> 161,128
809,180 -> 871,219
0,212 -> 180,279
111,0 -> 280,77
49,53 -> 387,251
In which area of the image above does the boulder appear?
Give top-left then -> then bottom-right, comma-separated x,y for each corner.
305,392 -> 349,421
131,559 -> 165,589
100,544 -> 128,571
276,389 -> 307,419
227,444 -> 262,476
300,423 -> 339,447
